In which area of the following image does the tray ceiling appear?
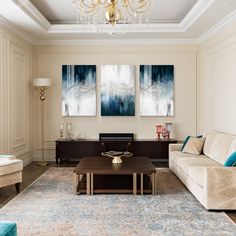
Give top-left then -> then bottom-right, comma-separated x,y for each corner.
0,0 -> 236,44
30,0 -> 198,24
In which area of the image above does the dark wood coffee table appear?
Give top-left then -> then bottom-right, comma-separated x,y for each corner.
73,156 -> 157,195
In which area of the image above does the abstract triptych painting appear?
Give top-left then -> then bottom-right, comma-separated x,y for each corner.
140,65 -> 174,116
101,65 -> 135,116
62,65 -> 96,116
62,64 -> 174,117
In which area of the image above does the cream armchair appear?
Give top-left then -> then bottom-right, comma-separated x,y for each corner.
0,156 -> 23,192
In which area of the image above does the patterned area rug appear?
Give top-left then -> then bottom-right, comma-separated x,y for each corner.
0,168 -> 235,236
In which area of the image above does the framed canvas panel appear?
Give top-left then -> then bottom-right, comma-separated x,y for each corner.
62,65 -> 96,116
140,65 -> 174,116
101,65 -> 135,116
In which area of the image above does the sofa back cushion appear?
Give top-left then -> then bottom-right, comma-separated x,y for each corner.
203,132 -> 236,165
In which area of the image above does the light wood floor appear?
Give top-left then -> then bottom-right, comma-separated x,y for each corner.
0,162 -> 235,224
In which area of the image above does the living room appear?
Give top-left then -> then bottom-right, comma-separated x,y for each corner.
0,0 -> 236,235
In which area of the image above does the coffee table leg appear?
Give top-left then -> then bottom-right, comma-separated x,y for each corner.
152,173 -> 155,195
91,173 -> 94,195
86,173 -> 90,195
140,173 -> 143,195
133,173 -> 137,195
155,172 -> 157,195
73,173 -> 78,194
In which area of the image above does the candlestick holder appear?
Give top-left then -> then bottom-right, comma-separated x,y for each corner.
59,124 -> 64,139
66,123 -> 72,139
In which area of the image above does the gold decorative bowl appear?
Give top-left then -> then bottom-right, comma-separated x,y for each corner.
101,151 -> 133,165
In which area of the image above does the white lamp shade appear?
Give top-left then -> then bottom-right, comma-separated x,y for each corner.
33,78 -> 51,87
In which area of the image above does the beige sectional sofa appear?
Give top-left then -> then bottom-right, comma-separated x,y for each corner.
169,131 -> 236,210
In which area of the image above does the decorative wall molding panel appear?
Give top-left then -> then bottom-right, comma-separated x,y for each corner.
0,26 -> 32,164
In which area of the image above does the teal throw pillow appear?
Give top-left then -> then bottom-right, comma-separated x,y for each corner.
224,151 -> 236,167
181,135 -> 203,151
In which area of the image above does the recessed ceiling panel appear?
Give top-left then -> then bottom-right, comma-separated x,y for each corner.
30,0 -> 199,24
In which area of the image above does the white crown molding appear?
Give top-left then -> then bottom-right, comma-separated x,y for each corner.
198,9 -> 236,42
0,16 -> 34,44
11,0 -> 51,31
48,23 -> 182,34
180,0 -> 216,31
32,38 -> 198,46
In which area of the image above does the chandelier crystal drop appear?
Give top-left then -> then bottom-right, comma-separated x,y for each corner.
73,0 -> 151,33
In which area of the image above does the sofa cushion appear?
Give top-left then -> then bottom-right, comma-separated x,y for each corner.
182,137 -> 205,155
177,157 -> 221,186
181,135 -> 203,151
203,132 -> 236,165
224,151 -> 236,167
227,139 -> 236,157
170,151 -> 206,161
0,221 -> 17,236
0,160 -> 23,176
170,151 -> 221,186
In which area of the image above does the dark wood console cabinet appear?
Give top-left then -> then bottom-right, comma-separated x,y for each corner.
55,139 -> 177,164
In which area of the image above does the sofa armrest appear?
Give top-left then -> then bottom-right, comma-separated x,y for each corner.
169,143 -> 182,152
203,167 -> 236,210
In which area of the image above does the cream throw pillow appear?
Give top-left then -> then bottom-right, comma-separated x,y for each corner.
182,137 -> 205,155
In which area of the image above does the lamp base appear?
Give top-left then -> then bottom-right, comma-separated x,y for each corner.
36,161 -> 49,167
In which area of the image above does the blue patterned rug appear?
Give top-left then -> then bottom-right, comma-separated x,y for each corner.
0,167 -> 235,236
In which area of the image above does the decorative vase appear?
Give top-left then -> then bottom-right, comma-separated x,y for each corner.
165,123 -> 172,139
156,125 -> 162,140
161,128 -> 168,140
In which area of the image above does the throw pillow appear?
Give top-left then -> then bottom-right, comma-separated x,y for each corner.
224,152 -> 236,167
182,137 -> 205,155
181,135 -> 203,151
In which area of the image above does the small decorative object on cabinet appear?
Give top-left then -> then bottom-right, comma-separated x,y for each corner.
165,123 -> 172,139
66,123 -> 72,139
156,125 -> 162,140
161,128 -> 168,140
59,124 -> 64,139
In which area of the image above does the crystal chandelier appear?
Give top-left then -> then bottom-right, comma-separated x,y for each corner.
73,0 -> 151,33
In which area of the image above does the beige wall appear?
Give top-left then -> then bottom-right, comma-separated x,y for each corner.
199,19 -> 236,135
0,26 -> 32,165
33,45 -> 197,161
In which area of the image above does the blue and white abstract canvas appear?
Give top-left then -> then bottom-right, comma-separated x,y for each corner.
140,65 -> 174,116
101,65 -> 135,116
62,65 -> 96,116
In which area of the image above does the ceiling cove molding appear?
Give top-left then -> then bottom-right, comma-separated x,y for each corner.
0,16 -> 34,44
180,0 -> 216,31
48,23 -> 182,34
11,0 -> 51,31
31,38 -> 198,46
198,9 -> 236,42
